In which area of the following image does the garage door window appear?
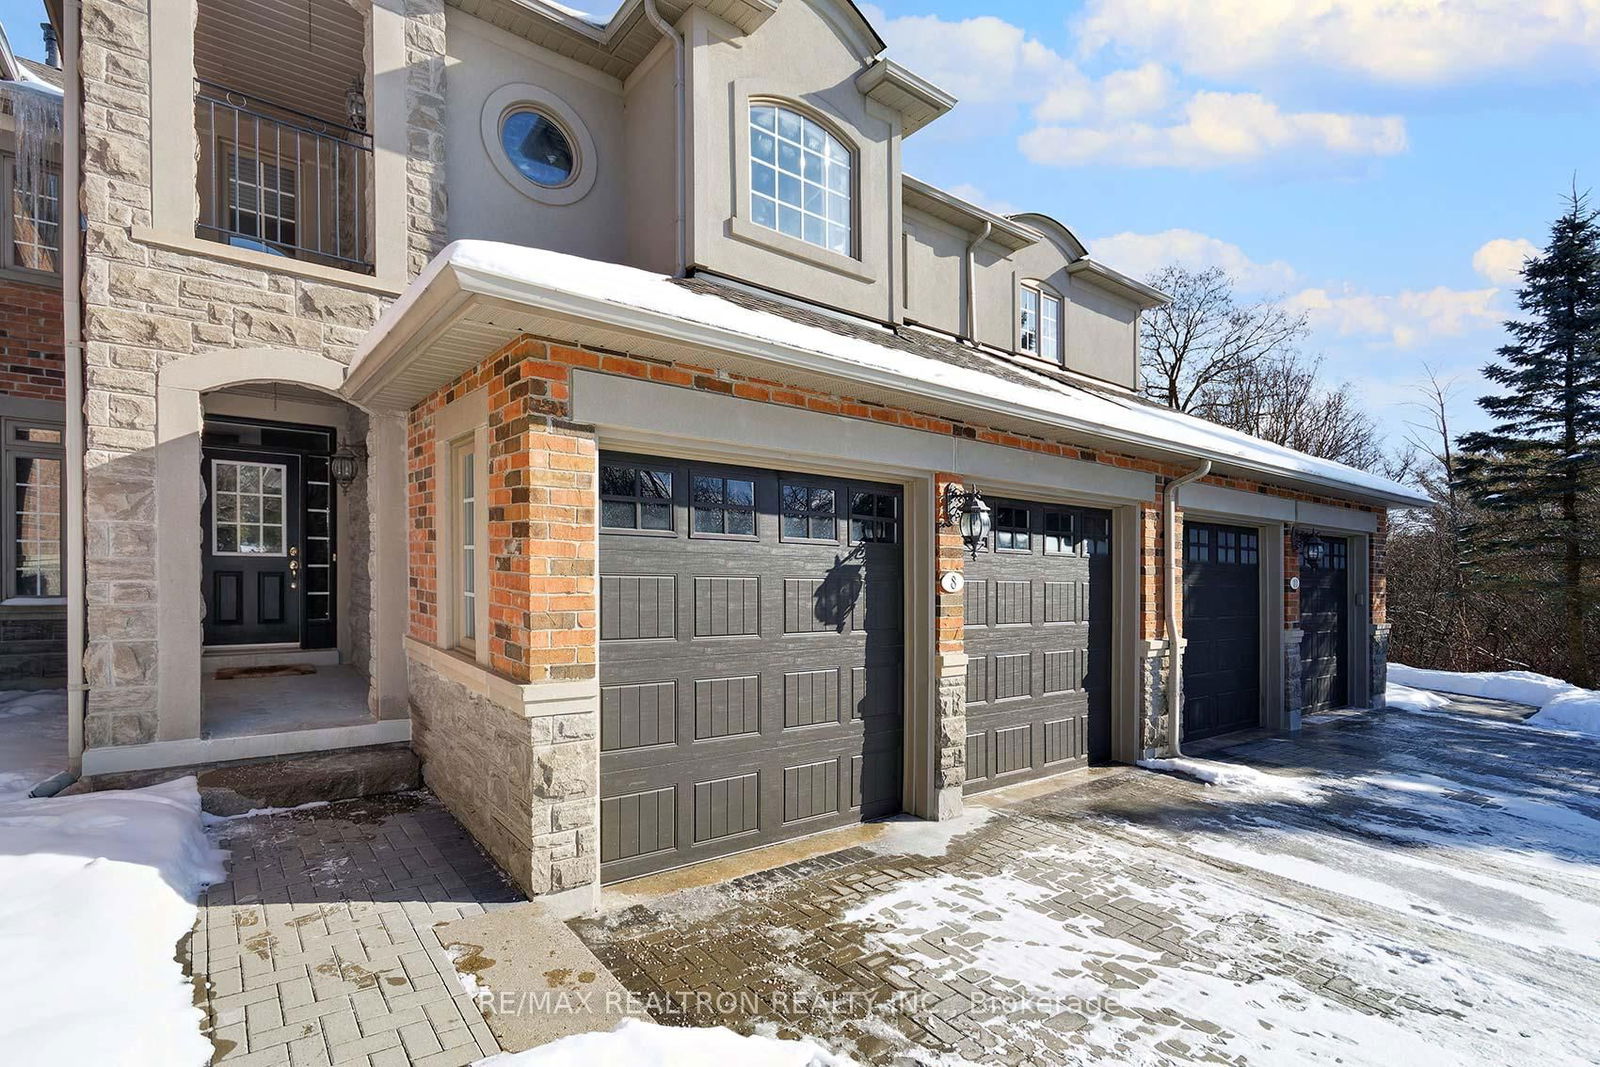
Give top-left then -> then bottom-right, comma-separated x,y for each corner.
1082,513 -> 1111,557
1239,531 -> 1259,564
1043,510 -> 1074,555
849,490 -> 898,544
1187,525 -> 1209,562
601,463 -> 673,531
994,506 -> 1030,552
692,474 -> 757,537
781,483 -> 837,542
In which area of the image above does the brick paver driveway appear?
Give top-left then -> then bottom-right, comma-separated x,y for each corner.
196,794 -> 519,1067
575,700 -> 1600,1065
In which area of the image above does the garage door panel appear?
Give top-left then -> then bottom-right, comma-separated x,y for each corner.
963,498 -> 1114,794
1182,522 -> 1262,741
599,451 -> 904,882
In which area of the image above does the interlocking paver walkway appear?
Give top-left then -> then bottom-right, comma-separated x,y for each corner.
574,697 -> 1600,1065
195,793 -> 521,1067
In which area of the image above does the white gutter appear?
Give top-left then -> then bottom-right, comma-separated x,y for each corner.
62,0 -> 84,774
962,220 -> 989,343
1163,461 -> 1211,758
642,0 -> 685,276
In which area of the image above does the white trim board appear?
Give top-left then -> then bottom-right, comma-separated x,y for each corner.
569,369 -> 1157,504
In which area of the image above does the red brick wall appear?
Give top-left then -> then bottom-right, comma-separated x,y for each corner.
0,277 -> 64,402
407,333 -> 1389,681
934,473 -> 967,657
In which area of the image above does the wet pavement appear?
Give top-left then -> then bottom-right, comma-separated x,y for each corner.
573,697 -> 1600,1065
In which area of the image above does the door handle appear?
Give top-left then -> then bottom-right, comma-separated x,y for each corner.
289,560 -> 300,572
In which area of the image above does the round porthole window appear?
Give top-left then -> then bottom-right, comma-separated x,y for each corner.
499,109 -> 575,188
480,85 -> 598,207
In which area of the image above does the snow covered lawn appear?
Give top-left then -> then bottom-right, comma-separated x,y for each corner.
0,688 -> 66,799
1388,663 -> 1600,736
0,777 -> 226,1065
476,1018 -> 852,1066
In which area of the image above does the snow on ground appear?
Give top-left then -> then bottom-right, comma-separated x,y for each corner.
859,804 -> 999,857
1389,664 -> 1600,736
1137,756 -> 1321,799
0,688 -> 66,799
473,1018 -> 855,1066
0,777 -> 226,1065
1381,682 -> 1453,714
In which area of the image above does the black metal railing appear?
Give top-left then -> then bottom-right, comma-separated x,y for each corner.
194,80 -> 373,273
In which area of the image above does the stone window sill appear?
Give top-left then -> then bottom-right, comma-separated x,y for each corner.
130,226 -> 406,297
725,215 -> 877,284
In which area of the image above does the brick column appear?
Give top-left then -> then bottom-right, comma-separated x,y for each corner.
932,474 -> 967,818
1137,491 -> 1168,754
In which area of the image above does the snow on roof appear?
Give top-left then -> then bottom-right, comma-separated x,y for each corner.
360,241 -> 1428,507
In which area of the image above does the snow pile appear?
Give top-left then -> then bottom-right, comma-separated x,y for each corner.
1388,664 -> 1600,737
1137,757 -> 1318,798
0,688 -> 66,799
0,777 -> 227,1065
1381,683 -> 1453,714
474,1018 -> 855,1066
859,804 -> 998,857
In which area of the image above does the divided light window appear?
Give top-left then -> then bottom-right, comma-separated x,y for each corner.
749,103 -> 852,256
692,474 -> 756,536
453,440 -> 477,649
600,464 -> 673,531
1019,282 -> 1063,363
227,150 -> 298,249
994,506 -> 1030,551
4,417 -> 63,599
2,155 -> 60,275
1044,510 -> 1075,555
211,459 -> 286,555
849,491 -> 898,544
781,483 -> 837,542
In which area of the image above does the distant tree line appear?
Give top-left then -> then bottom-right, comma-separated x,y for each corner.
1141,192 -> 1599,688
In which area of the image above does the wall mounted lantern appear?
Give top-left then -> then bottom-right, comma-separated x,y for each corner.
329,443 -> 366,493
1295,530 -> 1327,565
346,79 -> 368,132
942,483 -> 991,558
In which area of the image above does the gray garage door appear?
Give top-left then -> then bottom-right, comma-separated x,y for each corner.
963,498 -> 1113,793
1300,535 -> 1349,713
1182,522 -> 1262,741
597,451 -> 904,883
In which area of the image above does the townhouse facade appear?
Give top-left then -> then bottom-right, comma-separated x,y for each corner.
40,0 -> 1423,911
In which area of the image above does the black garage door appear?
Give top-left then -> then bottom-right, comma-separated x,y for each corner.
597,452 -> 903,883
1182,522 -> 1262,741
1301,535 -> 1349,713
963,498 -> 1113,792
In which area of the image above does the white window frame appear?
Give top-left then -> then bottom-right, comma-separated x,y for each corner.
225,147 -> 299,251
2,411 -> 65,602
433,388 -> 492,666
1019,281 -> 1063,364
747,100 -> 854,258
0,152 -> 61,278
209,458 -> 290,557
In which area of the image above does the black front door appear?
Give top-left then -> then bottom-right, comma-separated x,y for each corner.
1300,535 -> 1350,713
1182,522 -> 1262,741
202,447 -> 301,645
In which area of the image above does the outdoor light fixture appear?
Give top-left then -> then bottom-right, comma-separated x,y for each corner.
1296,530 -> 1327,564
329,443 -> 365,493
346,79 -> 368,132
942,483 -> 992,558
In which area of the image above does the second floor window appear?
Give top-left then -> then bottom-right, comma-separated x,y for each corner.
749,103 -> 852,257
3,157 -> 60,275
1019,283 -> 1063,362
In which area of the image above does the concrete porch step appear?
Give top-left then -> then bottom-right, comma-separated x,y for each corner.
59,743 -> 420,815
201,645 -> 341,675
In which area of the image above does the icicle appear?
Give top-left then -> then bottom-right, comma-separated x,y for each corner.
0,79 -> 62,271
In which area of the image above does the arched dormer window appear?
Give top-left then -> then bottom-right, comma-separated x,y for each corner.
749,103 -> 852,257
1019,280 -> 1063,364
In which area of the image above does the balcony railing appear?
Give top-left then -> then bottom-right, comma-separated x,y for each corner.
194,80 -> 373,273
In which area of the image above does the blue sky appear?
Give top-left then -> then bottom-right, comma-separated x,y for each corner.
4,0 -> 1596,446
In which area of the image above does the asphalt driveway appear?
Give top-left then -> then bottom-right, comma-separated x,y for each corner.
574,697 -> 1600,1065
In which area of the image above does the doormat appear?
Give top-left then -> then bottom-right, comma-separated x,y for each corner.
214,664 -> 318,680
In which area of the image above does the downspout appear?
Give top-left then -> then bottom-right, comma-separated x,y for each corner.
642,0 -> 686,276
961,220 -> 989,342
62,0 -> 85,775
1163,461 -> 1211,758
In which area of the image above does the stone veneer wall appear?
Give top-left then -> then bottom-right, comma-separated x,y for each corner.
76,0 -> 447,746
346,407 -> 373,681
404,333 -> 1392,898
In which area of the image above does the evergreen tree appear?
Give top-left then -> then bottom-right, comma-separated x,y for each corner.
1457,190 -> 1600,687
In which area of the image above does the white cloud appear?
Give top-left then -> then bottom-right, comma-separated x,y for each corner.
1472,237 -> 1539,286
1288,284 -> 1502,348
1034,62 -> 1174,123
857,5 -> 1073,106
1087,229 -> 1299,291
1021,92 -> 1406,169
943,183 -> 1020,217
1078,0 -> 1600,86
